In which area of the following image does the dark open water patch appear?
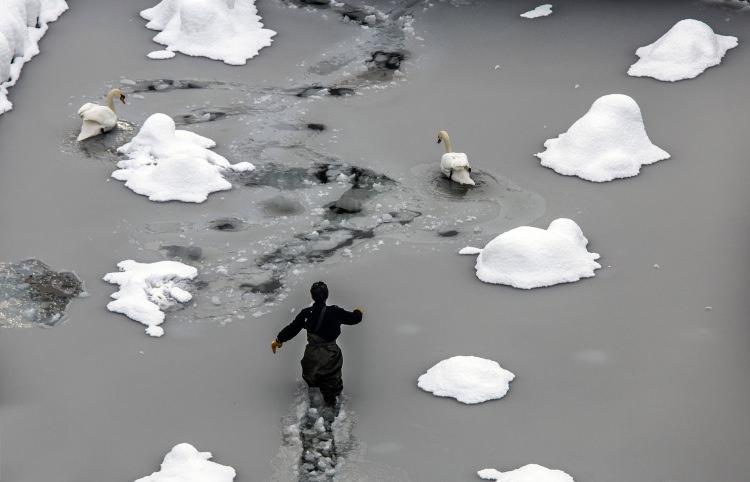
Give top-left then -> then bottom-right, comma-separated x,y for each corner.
0,259 -> 85,328
120,79 -> 230,94
206,217 -> 250,232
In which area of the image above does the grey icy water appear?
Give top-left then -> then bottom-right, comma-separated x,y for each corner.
1,0 -> 749,481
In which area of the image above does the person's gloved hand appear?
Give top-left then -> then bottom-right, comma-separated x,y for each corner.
354,307 -> 365,315
271,339 -> 283,353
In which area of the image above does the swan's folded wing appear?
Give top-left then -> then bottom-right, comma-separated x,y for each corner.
77,103 -> 97,116
441,152 -> 470,169
78,120 -> 105,141
79,105 -> 116,126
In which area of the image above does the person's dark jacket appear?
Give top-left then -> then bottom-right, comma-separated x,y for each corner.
277,303 -> 363,343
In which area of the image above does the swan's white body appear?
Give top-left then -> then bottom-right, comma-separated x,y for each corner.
441,152 -> 474,185
437,130 -> 475,186
77,89 -> 124,141
77,103 -> 117,141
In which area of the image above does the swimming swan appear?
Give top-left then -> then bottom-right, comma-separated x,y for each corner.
77,88 -> 126,141
437,130 -> 475,186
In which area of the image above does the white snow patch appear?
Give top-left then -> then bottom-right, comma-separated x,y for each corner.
417,356 -> 515,404
0,0 -> 69,115
628,19 -> 738,81
147,49 -> 176,59
463,218 -> 600,289
114,113 -> 254,203
478,464 -> 575,482
459,246 -> 482,255
140,0 -> 276,65
135,443 -> 236,482
520,4 -> 552,18
103,259 -> 197,337
536,94 -> 670,182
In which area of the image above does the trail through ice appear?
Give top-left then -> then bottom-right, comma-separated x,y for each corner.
273,384 -> 410,481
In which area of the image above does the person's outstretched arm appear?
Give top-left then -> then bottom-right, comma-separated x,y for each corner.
338,306 -> 364,325
272,310 -> 307,353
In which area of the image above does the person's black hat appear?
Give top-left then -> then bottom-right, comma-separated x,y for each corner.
310,281 -> 329,304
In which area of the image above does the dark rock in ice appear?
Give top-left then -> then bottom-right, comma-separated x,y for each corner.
368,50 -> 405,71
0,259 -> 84,328
327,190 -> 365,214
207,217 -> 250,232
307,123 -> 326,131
296,86 -> 355,98
263,194 -> 305,216
437,229 -> 459,237
328,87 -> 355,97
160,245 -> 203,261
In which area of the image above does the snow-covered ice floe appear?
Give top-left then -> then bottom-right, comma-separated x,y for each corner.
460,218 -> 600,289
135,443 -> 236,482
140,0 -> 276,65
520,4 -> 553,18
478,464 -> 575,482
0,0 -> 68,115
628,19 -> 738,82
103,260 -> 197,337
114,113 -> 254,203
417,356 -> 515,404
536,94 -> 670,182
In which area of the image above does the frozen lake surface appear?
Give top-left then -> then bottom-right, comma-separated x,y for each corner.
1,0 -> 749,481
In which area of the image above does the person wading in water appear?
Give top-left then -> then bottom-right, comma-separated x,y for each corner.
271,281 -> 364,407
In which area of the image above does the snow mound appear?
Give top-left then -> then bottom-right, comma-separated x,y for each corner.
520,4 -> 553,18
478,464 -> 575,482
628,19 -> 738,81
536,94 -> 670,182
462,218 -> 600,289
103,259 -> 197,337
417,356 -> 515,404
140,0 -> 276,65
135,443 -> 236,482
114,113 -> 254,203
0,0 -> 68,115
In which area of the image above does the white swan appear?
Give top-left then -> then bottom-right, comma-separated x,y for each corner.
77,88 -> 126,141
437,130 -> 475,186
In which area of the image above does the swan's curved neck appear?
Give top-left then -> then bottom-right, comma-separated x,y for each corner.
440,133 -> 453,153
106,90 -> 118,111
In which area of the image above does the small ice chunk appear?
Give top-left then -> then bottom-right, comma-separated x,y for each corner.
169,286 -> 192,303
653,264 -> 660,269
230,161 -> 255,172
145,325 -> 164,337
147,49 -> 175,59
478,464 -> 575,482
417,356 -> 515,404
520,4 -> 553,18
135,443 -> 236,481
459,246 -> 482,255
628,19 -> 738,82
536,94 -> 670,182
468,218 -> 600,289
